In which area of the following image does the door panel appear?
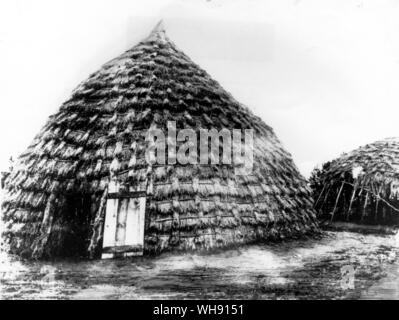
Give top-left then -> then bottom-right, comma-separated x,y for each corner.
102,198 -> 118,248
102,194 -> 146,259
125,197 -> 146,248
115,198 -> 128,246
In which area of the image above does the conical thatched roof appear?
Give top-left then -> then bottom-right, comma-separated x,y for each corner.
2,23 -> 318,259
311,137 -> 399,225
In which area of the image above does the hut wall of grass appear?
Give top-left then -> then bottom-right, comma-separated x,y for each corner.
1,23 -> 319,260
310,138 -> 399,226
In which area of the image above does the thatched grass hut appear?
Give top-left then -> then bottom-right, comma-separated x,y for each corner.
2,22 -> 319,259
310,137 -> 399,225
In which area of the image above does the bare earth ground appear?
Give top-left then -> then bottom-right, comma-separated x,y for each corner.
1,231 -> 399,300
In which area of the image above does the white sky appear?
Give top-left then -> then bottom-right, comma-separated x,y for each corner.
1,0 -> 399,177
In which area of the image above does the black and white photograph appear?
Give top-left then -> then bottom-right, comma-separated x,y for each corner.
1,0 -> 399,303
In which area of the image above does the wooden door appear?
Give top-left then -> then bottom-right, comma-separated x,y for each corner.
102,192 -> 146,259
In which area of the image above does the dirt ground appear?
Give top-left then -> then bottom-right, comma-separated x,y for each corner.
1,231 -> 399,300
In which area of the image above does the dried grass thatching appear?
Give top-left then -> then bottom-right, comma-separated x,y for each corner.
2,22 -> 319,259
310,137 -> 399,225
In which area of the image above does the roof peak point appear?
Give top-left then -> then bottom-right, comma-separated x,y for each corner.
151,19 -> 166,35
146,19 -> 167,42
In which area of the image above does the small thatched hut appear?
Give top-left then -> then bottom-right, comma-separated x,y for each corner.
2,22 -> 318,259
310,137 -> 399,225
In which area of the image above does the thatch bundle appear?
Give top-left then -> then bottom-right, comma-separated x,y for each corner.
310,137 -> 399,225
2,22 -> 318,259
